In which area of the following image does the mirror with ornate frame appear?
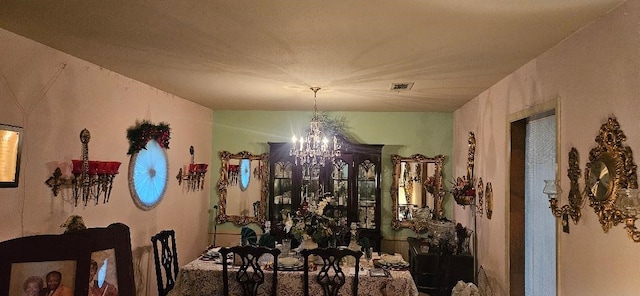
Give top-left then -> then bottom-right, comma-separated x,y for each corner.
216,151 -> 268,225
585,117 -> 638,232
391,154 -> 445,230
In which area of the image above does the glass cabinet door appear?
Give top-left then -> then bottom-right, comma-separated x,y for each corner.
357,159 -> 377,229
301,163 -> 321,204
327,158 -> 349,219
272,160 -> 293,222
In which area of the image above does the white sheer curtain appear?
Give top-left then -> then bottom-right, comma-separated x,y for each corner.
524,115 -> 556,296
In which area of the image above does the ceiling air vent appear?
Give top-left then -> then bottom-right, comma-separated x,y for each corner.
390,82 -> 414,91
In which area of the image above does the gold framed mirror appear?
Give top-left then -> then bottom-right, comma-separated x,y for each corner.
585,117 -> 637,231
391,154 -> 445,230
216,151 -> 268,225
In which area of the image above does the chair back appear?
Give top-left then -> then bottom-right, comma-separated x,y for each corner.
151,230 -> 179,296
219,245 -> 281,296
301,248 -> 362,296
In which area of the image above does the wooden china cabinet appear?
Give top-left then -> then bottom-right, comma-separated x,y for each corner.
268,137 -> 383,251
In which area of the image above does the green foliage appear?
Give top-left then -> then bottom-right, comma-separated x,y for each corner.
126,120 -> 171,155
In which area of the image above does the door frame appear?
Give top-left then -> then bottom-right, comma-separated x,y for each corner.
505,98 -> 560,295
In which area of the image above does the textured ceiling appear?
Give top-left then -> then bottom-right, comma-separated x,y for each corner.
0,0 -> 624,112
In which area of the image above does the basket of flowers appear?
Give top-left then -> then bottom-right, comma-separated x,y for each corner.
451,176 -> 476,206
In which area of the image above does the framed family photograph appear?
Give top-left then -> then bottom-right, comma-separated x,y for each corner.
0,223 -> 135,296
81,223 -> 135,296
0,232 -> 91,296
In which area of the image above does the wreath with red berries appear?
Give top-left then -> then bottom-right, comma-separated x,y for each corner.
126,120 -> 171,155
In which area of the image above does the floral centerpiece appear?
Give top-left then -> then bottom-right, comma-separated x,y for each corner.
282,197 -> 350,248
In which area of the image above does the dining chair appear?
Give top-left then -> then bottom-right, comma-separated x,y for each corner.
151,229 -> 179,296
301,247 -> 362,296
219,245 -> 282,296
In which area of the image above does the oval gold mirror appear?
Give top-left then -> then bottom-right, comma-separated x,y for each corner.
391,154 -> 445,230
585,117 -> 637,231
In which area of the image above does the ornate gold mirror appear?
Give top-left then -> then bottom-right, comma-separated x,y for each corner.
585,117 -> 637,231
217,151 -> 268,225
391,154 -> 445,230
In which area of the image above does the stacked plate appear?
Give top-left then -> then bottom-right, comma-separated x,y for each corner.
374,256 -> 410,270
200,248 -> 220,261
278,257 -> 303,271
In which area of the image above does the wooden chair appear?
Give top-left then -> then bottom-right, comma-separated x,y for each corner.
151,230 -> 179,296
219,245 -> 281,296
301,248 -> 362,296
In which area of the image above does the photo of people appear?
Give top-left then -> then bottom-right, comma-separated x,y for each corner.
9,260 -> 76,296
88,260 -> 118,296
89,249 -> 119,296
42,271 -> 73,296
22,276 -> 43,296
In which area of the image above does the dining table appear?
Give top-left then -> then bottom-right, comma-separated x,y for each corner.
167,251 -> 419,296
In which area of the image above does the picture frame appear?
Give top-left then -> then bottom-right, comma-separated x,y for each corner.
0,232 -> 92,296
0,223 -> 135,296
0,124 -> 23,188
81,223 -> 135,296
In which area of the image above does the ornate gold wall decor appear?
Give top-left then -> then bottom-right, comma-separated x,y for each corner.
485,182 -> 493,219
217,151 -> 268,225
452,132 -> 476,206
585,117 -> 637,233
477,177 -> 484,218
547,147 -> 583,224
390,154 -> 445,229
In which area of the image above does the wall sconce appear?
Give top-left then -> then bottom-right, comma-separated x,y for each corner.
544,147 -> 584,227
176,146 -> 208,191
615,188 -> 640,242
45,129 -> 121,206
543,179 -> 564,215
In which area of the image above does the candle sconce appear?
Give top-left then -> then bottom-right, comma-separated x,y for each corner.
176,146 -> 208,191
544,148 -> 584,229
45,129 -> 121,206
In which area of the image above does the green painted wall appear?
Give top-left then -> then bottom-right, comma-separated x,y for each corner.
210,111 -> 453,242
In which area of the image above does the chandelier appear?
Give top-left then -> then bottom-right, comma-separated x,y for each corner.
290,87 -> 341,166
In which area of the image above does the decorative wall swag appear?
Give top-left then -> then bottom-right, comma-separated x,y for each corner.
126,120 -> 170,155
45,129 -> 121,206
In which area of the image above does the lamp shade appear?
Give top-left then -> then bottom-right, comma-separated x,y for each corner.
615,188 -> 640,216
543,180 -> 561,200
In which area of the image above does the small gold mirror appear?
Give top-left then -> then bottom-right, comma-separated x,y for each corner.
585,117 -> 637,231
216,151 -> 268,225
391,154 -> 445,230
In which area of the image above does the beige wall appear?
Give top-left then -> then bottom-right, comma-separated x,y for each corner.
453,0 -> 640,295
0,29 -> 213,296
